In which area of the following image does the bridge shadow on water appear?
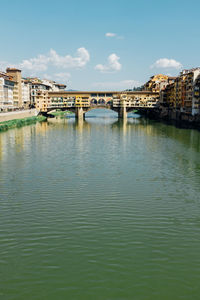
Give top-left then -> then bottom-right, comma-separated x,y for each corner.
85,108 -> 117,119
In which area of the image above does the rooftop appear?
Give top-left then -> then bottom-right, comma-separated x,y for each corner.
49,90 -> 159,95
6,67 -> 22,72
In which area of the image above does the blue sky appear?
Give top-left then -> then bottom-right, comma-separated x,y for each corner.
0,0 -> 200,90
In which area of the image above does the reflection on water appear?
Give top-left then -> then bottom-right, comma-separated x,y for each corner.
1,111 -> 200,161
1,110 -> 200,300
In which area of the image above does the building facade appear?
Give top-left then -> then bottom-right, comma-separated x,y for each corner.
21,80 -> 31,108
161,68 -> 200,116
6,68 -> 22,108
0,72 -> 15,111
144,74 -> 176,93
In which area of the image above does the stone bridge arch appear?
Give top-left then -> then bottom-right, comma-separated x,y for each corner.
41,105 -> 132,120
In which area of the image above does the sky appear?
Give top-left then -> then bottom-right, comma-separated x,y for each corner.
0,0 -> 200,91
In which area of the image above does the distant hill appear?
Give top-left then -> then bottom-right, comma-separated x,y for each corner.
66,89 -> 79,92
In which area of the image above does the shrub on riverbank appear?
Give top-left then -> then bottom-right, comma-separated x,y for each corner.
0,116 -> 46,132
51,110 -> 73,117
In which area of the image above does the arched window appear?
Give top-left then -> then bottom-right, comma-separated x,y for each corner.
91,98 -> 97,105
98,98 -> 106,105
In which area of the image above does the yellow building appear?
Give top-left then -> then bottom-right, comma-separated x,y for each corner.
161,68 -> 200,115
75,95 -> 90,107
162,83 -> 175,108
36,90 -> 50,112
184,72 -> 193,113
144,74 -> 172,93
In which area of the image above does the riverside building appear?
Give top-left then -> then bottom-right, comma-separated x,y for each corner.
0,68 -> 67,112
161,68 -> 200,116
144,74 -> 176,93
0,72 -> 15,111
24,78 -> 67,107
6,68 -> 23,108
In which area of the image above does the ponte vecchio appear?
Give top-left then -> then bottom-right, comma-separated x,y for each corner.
36,91 -> 160,119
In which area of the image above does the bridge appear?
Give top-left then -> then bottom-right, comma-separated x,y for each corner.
36,91 -> 160,119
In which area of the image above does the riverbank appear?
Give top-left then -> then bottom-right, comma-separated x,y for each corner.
0,116 -> 46,132
0,109 -> 38,122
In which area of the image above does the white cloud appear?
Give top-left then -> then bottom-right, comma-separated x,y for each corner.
48,48 -> 90,68
151,58 -> 182,69
105,32 -> 124,39
105,32 -> 117,37
20,54 -> 49,71
1,48 -> 90,74
95,53 -> 122,73
93,79 -> 141,90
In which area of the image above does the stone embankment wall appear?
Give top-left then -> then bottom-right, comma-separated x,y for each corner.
0,109 -> 39,122
144,107 -> 200,128
158,107 -> 200,123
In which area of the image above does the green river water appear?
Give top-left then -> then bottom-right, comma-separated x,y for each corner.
0,110 -> 200,300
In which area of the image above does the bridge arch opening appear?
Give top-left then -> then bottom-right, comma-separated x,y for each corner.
85,108 -> 117,119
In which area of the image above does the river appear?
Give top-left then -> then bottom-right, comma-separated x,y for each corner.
1,110 -> 200,300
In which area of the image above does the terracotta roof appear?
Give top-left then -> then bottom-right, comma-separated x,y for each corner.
6,67 -> 22,72
49,90 -> 159,95
55,83 -> 67,87
0,71 -> 16,82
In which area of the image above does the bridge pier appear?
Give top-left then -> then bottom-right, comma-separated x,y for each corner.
118,106 -> 127,119
75,107 -> 85,120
